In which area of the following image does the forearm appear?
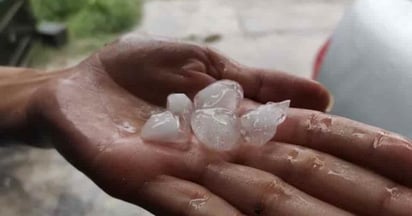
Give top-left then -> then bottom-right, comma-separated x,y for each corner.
0,67 -> 57,145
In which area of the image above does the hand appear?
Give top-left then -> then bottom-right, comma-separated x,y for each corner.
28,35 -> 412,215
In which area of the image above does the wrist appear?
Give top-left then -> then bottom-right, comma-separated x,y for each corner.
0,67 -> 65,146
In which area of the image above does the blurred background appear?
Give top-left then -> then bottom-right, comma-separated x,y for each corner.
1,0 -> 142,69
0,0 -> 352,215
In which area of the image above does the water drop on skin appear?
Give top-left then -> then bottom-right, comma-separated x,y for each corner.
116,121 -> 136,133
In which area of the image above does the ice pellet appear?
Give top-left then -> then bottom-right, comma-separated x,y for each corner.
167,93 -> 193,116
240,100 -> 290,145
194,80 -> 243,111
167,93 -> 193,130
141,79 -> 290,150
191,108 -> 241,150
141,111 -> 190,144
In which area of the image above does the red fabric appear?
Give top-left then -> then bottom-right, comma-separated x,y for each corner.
313,39 -> 331,79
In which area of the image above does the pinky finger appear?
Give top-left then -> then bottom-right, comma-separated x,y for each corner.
135,175 -> 244,216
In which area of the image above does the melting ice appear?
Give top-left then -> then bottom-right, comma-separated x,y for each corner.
141,80 -> 290,150
191,108 -> 241,150
240,100 -> 290,145
194,80 -> 243,111
141,111 -> 190,144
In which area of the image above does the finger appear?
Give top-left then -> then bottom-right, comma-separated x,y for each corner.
238,142 -> 412,215
199,162 -> 352,216
150,66 -> 216,106
274,108 -> 412,187
205,48 -> 331,111
136,175 -> 243,216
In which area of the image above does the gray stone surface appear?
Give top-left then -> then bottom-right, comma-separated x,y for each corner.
138,0 -> 352,77
0,0 -> 352,215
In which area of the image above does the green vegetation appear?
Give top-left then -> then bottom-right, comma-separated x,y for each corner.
30,0 -> 142,38
30,0 -> 86,21
28,0 -> 142,68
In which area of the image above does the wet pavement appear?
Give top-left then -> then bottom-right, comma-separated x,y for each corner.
0,0 -> 351,215
139,0 -> 351,77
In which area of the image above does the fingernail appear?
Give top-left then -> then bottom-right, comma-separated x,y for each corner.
326,93 -> 334,113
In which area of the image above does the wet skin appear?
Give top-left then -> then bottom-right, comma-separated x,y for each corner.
1,35 -> 412,215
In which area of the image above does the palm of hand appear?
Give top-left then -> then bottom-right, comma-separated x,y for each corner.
32,36 -> 412,216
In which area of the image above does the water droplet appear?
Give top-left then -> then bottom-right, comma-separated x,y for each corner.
353,132 -> 367,139
327,169 -> 353,182
189,198 -> 208,210
385,187 -> 400,199
306,114 -> 332,133
311,157 -> 324,169
287,150 -> 299,162
117,121 -> 136,133
372,132 -> 385,149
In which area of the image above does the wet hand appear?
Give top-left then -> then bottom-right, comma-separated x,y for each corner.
30,35 -> 412,215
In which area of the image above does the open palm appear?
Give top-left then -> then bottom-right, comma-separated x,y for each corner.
31,35 -> 412,215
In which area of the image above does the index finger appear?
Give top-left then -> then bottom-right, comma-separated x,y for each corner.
275,108 -> 412,186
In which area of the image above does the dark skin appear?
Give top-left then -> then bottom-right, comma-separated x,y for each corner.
1,35 -> 412,215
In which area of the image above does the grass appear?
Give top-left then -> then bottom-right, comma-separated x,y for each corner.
28,0 -> 142,68
30,0 -> 142,38
30,0 -> 87,22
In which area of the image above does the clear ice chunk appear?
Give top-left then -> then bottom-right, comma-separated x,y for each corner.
167,93 -> 193,123
194,80 -> 244,111
191,108 -> 241,150
240,100 -> 290,145
167,93 -> 193,116
141,111 -> 189,144
141,79 -> 290,150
